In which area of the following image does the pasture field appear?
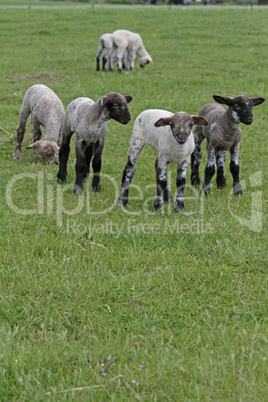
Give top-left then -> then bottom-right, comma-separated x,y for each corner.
0,1 -> 268,400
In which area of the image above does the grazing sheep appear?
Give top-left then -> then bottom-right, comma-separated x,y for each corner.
13,84 -> 65,164
96,33 -> 128,72
109,29 -> 152,72
57,92 -> 132,195
96,33 -> 113,72
119,109 -> 208,213
191,95 -> 265,196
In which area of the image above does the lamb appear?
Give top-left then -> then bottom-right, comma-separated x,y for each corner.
96,33 -> 128,72
191,95 -> 265,196
13,84 -> 65,164
57,92 -> 132,195
109,29 -> 153,72
96,33 -> 113,71
118,109 -> 208,213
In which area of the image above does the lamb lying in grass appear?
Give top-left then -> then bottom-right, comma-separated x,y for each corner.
57,92 -> 132,195
13,84 -> 65,164
119,109 -> 207,213
191,95 -> 265,195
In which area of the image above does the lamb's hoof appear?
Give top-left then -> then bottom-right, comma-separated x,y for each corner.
200,185 -> 210,196
216,179 -> 227,189
174,202 -> 184,213
191,178 -> 200,187
13,152 -> 21,160
93,183 -> 101,193
154,202 -> 162,214
57,173 -> 67,183
73,185 -> 83,196
118,193 -> 128,208
233,183 -> 243,196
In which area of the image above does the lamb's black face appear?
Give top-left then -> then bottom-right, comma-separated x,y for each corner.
108,101 -> 131,124
213,95 -> 265,126
102,93 -> 132,125
231,96 -> 254,125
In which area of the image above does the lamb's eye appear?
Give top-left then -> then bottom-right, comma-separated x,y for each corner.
234,104 -> 240,110
113,104 -> 119,109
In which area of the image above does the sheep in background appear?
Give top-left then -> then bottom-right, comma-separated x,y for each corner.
57,92 -> 132,195
13,84 -> 65,164
96,33 -> 113,71
191,95 -> 265,196
109,29 -> 153,72
119,109 -> 207,213
96,33 -> 128,72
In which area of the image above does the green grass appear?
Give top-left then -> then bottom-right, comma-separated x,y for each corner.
0,1 -> 268,400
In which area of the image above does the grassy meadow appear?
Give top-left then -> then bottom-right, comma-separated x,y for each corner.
0,1 -> 268,400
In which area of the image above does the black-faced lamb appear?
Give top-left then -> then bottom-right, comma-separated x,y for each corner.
118,109 -> 208,213
191,95 -> 265,196
13,84 -> 65,164
109,29 -> 152,72
57,92 -> 132,195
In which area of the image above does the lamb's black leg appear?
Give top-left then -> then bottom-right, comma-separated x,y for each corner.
73,141 -> 86,195
154,158 -> 168,213
191,126 -> 204,187
201,148 -> 216,196
216,151 -> 226,189
118,157 -> 136,208
13,125 -> 26,160
57,140 -> 72,183
96,56 -> 100,72
92,139 -> 105,193
13,105 -> 30,160
103,55 -> 110,71
163,184 -> 172,203
230,144 -> 242,195
175,160 -> 188,213
84,145 -> 94,182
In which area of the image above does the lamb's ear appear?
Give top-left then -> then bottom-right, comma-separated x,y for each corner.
25,141 -> 41,150
213,95 -> 233,107
124,96 -> 132,104
192,116 -> 208,126
100,96 -> 108,107
251,97 -> 265,107
154,117 -> 171,127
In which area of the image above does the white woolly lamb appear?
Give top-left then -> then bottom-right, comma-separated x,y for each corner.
96,33 -> 128,72
109,29 -> 152,72
119,109 -> 207,213
13,84 -> 65,164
